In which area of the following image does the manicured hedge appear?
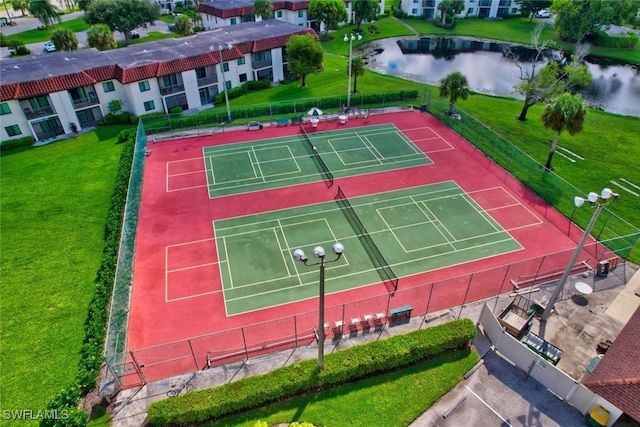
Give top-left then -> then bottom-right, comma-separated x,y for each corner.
42,129 -> 136,426
593,30 -> 639,48
147,318 -> 476,426
0,136 -> 35,152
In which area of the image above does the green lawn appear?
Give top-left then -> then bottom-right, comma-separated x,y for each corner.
116,30 -> 176,48
0,127 -> 129,417
206,349 -> 480,427
4,17 -> 89,44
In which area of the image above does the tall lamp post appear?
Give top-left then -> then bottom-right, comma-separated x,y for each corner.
343,33 -> 362,110
218,43 -> 233,123
541,188 -> 618,321
293,243 -> 344,368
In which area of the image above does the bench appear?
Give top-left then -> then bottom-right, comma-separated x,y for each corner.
276,118 -> 289,127
290,116 -> 303,124
390,305 -> 413,322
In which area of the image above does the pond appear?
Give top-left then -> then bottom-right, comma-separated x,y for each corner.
359,37 -> 640,117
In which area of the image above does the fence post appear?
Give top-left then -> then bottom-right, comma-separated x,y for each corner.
419,283 -> 434,329
187,339 -> 198,370
493,264 -> 512,312
294,315 -> 298,347
458,273 -> 474,319
130,350 -> 147,384
532,255 -> 546,285
241,327 -> 249,361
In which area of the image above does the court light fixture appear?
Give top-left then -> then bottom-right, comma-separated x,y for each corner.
343,32 -> 362,110
541,188 -> 618,321
293,242 -> 344,369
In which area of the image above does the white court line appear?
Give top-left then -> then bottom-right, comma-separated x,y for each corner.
222,236 -> 234,289
273,226 -> 292,277
250,146 -> 266,183
465,386 -> 513,427
277,219 -> 303,286
358,133 -> 384,164
555,150 -> 576,163
610,180 -> 640,197
557,145 -> 584,160
620,177 -> 640,191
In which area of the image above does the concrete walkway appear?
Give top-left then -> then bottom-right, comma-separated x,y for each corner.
107,264 -> 639,427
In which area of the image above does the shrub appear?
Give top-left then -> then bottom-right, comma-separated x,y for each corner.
16,45 -> 30,55
193,25 -> 204,32
0,136 -> 35,152
147,318 -> 476,426
593,30 -> 638,48
169,106 -> 183,114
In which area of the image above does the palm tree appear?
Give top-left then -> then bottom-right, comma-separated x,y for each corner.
540,93 -> 587,171
439,71 -> 469,115
253,0 -> 273,20
349,56 -> 365,94
28,0 -> 61,27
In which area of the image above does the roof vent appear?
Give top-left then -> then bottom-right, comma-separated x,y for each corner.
14,65 -> 20,69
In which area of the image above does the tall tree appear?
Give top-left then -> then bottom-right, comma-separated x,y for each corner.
439,71 -> 469,115
77,0 -> 91,11
507,24 -> 591,121
286,34 -> 324,87
253,0 -> 273,21
352,0 -> 377,32
173,14 -> 193,36
348,56 -> 365,94
51,27 -> 79,51
12,0 -> 30,17
552,0 -> 640,42
308,0 -> 347,39
28,0 -> 61,27
85,0 -> 160,46
86,23 -> 116,50
540,93 -> 587,171
514,0 -> 552,23
437,0 -> 465,26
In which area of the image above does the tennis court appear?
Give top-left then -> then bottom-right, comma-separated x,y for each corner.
216,181 -> 522,315
202,124 -> 432,197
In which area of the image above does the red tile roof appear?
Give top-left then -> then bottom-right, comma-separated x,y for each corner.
14,72 -> 96,98
157,53 -> 217,76
0,83 -> 18,102
583,307 -> 640,422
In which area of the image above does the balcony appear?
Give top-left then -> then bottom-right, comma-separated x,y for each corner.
160,84 -> 185,96
252,59 -> 272,69
23,106 -> 54,119
197,75 -> 218,87
72,96 -> 99,110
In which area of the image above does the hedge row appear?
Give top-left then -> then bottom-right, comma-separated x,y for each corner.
145,90 -> 419,133
0,136 -> 35,152
214,79 -> 272,104
147,318 -> 476,426
593,30 -> 638,48
42,128 -> 136,426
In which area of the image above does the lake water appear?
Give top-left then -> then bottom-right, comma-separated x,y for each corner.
359,37 -> 640,117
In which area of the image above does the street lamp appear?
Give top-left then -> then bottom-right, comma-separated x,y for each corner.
218,43 -> 233,123
293,243 -> 344,368
541,188 -> 618,321
343,32 -> 362,109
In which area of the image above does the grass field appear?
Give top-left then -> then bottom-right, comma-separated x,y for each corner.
206,349 -> 480,427
0,126 -> 129,416
3,17 -> 89,44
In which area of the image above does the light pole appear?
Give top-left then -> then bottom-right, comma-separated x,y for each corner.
218,43 -> 233,123
541,188 -> 618,321
343,32 -> 362,110
293,243 -> 344,369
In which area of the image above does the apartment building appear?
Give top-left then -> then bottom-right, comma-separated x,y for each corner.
400,0 -> 520,19
0,20 -> 316,142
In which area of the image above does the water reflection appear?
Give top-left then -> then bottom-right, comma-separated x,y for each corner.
360,37 -> 640,117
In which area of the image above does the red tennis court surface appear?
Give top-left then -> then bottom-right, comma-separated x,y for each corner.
127,111 -> 590,382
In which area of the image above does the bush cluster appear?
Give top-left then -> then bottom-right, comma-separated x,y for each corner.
0,136 -> 35,152
214,79 -> 272,104
42,129 -> 136,426
593,30 -> 638,48
147,318 -> 476,426
103,111 -> 135,125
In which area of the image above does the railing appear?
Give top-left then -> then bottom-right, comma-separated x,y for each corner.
252,59 -> 272,69
35,127 -> 63,140
160,84 -> 185,96
197,75 -> 218,87
24,106 -> 54,119
72,96 -> 99,109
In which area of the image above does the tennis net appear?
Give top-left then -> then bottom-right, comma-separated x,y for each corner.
299,123 -> 334,187
335,186 -> 399,294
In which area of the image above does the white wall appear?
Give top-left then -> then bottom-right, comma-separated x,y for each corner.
0,100 -> 30,141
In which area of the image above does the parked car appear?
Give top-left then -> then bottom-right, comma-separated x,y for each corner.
535,9 -> 550,18
168,23 -> 175,32
130,30 -> 140,39
43,41 -> 56,52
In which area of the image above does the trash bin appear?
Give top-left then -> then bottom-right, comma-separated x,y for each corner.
420,103 -> 427,112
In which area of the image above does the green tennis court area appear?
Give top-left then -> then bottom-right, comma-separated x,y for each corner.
215,181 -> 522,315
203,124 -> 432,197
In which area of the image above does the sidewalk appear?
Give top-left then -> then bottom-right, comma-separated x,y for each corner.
107,264 -> 639,427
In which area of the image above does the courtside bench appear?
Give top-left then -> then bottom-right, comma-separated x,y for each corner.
390,305 -> 413,322
276,118 -> 289,127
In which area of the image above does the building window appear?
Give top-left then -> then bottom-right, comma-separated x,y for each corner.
139,81 -> 151,92
237,57 -> 245,65
225,81 -> 231,90
298,11 -> 303,17
0,103 -> 10,115
223,62 -> 230,72
102,81 -> 115,92
143,100 -> 155,111
5,124 -> 22,136
276,10 -> 282,17
230,18 -> 237,25
239,73 -> 248,83
468,8 -> 474,13
412,8 -> 418,14
511,7 -> 517,13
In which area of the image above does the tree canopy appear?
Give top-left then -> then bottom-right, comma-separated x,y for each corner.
86,24 -> 117,51
253,0 -> 273,20
514,0 -> 552,22
439,71 -> 469,114
352,0 -> 378,32
437,0 -> 465,26
552,0 -> 640,42
28,0 -> 61,28
348,56 -> 365,94
84,0 -> 160,45
51,28 -> 79,51
308,0 -> 348,38
286,34 -> 324,87
540,93 -> 587,170
173,14 -> 193,36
